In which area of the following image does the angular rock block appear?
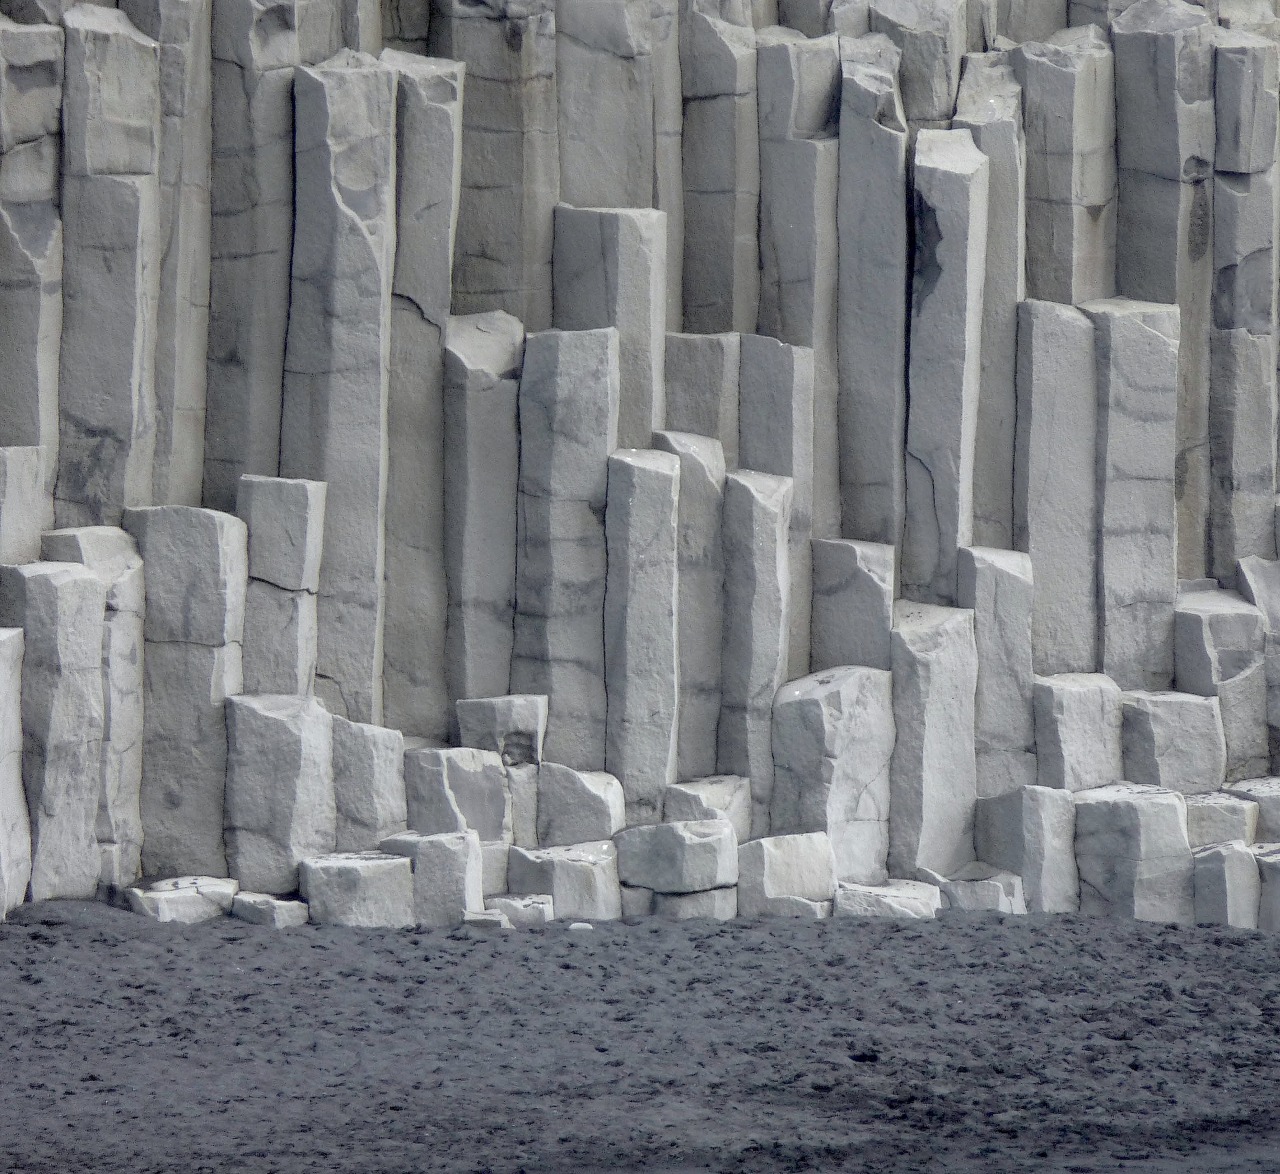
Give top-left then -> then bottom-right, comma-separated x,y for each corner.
1121,691 -> 1227,795
1223,779 -> 1280,840
933,863 -> 1027,914
332,716 -> 405,852
975,785 -> 1078,913
1185,793 -> 1258,848
224,694 -> 335,894
834,878 -> 941,919
653,431 -> 725,782
124,506 -> 247,645
958,547 -> 1035,798
717,470 -> 792,839
868,0 -> 965,126
241,579 -> 316,695
1214,30 -> 1277,175
663,777 -> 751,846
506,763 -> 538,849
128,875 -> 237,923
620,882 -> 653,918
455,695 -> 547,768
442,312 -> 523,707
237,474 -> 325,592
889,602 -> 978,878
232,891 -> 310,927
663,334 -> 739,469
809,538 -> 894,673
1253,844 -> 1280,931
536,762 -> 624,849
0,628 -> 27,913
1033,673 -> 1122,792
481,840 -> 508,896
0,562 -> 105,901
0,451 -> 45,568
653,887 -> 737,920
1194,841 -> 1259,928
1074,782 -> 1194,925
902,129 -> 987,606
737,832 -> 836,918
404,745 -> 510,842
615,819 -> 738,894
506,840 -> 622,921
604,449 -> 679,824
771,665 -> 894,885
486,893 -> 554,927
300,851 -> 415,927
380,829 -> 484,927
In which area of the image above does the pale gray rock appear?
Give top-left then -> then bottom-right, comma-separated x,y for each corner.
1194,840 -> 1259,927
902,130 -> 988,607
1082,299 -> 1179,690
0,447 -> 46,563
679,11 -> 758,333
1223,778 -> 1280,839
236,475 -> 325,592
604,449 -> 679,824
341,0 -> 380,52
506,763 -> 539,849
827,0 -> 870,32
1014,27 -> 1116,303
148,873 -> 238,909
1175,586 -> 1268,783
0,136 -> 59,204
138,640 -> 240,878
124,506 -> 247,645
650,0 -> 681,330
662,776 -> 751,844
331,715 -> 406,852
1074,782 -> 1195,925
868,0 -> 966,125
975,784 -> 1078,912
653,432 -> 724,781
737,334 -> 813,678
379,828 -> 484,926
442,312 -> 523,707
455,695 -> 548,767
295,0 -> 342,63
737,832 -> 837,917
506,840 -> 622,920
1211,168 -> 1276,340
1214,30 -> 1277,175
1033,673 -> 1123,792
552,206 -> 666,451
810,538 -> 894,674
241,579 -> 317,696
279,51 -> 396,727
224,694 -> 335,894
204,0 -> 299,510
771,665 -> 894,885
231,891 -> 310,927
889,601 -> 978,878
428,0 -> 557,331
996,0 -> 1065,44
485,892 -> 554,926
1013,300 -> 1097,675
0,17 -> 62,155
933,862 -> 1027,913
835,878 -> 942,918
463,907 -> 512,928
1235,557 -> 1280,767
615,818 -> 737,893
511,328 -> 620,771
1121,691 -> 1226,796
0,628 -> 28,914
620,882 -> 653,917
837,38 -> 907,546
535,762 -> 625,847
128,876 -> 236,923
1255,843 -> 1280,931
481,839 -> 508,896
653,886 -> 737,920
717,470 -> 792,839
954,53 -> 1025,551
957,547 -> 1035,798
1185,792 -> 1258,847
404,745 -> 511,842
663,333 -> 739,468
300,850 -> 415,927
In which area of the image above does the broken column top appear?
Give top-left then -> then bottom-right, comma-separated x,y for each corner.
211,0 -> 300,70
445,312 -> 526,379
237,475 -> 326,594
0,16 -> 61,155
756,29 -> 840,141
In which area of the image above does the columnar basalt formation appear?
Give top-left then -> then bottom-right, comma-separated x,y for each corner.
1,0 -> 1280,936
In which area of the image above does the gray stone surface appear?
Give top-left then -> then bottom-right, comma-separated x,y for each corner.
615,818 -> 738,894
231,891 -> 310,927
379,829 -> 484,926
868,0 -> 966,126
662,776 -> 751,845
653,886 -> 737,920
1194,840 -> 1259,927
975,784 -> 1078,912
404,745 -> 511,843
0,628 -> 27,913
1033,673 -> 1123,792
485,892 -> 554,927
835,878 -> 942,918
663,334 -> 739,469
535,762 -> 625,848
1223,778 -> 1280,840
737,832 -> 837,917
1121,691 -> 1226,795
237,475 -> 325,593
506,840 -> 622,920
810,538 -> 894,673
332,716 -> 406,853
300,850 -> 415,927
455,695 -> 547,767
1185,792 -> 1258,847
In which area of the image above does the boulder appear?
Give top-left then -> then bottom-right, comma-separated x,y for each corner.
379,829 -> 484,928
536,762 -> 625,848
300,851 -> 415,928
614,819 -> 738,894
506,841 -> 622,921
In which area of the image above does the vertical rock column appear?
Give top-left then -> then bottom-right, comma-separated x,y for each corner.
429,0 -> 558,331
902,128 -> 988,607
279,50 -> 396,725
0,561 -> 104,899
0,627 -> 28,913
868,0 -> 966,133
1208,31 -> 1279,582
119,0 -> 211,506
1111,0 -> 1215,580
652,0 -> 681,328
39,526 -> 144,888
0,17 -> 64,520
443,311 -> 524,709
203,0 -> 299,511
56,6 -> 161,527
380,51 -> 463,740
510,328 -> 620,770
837,35 -> 907,547
124,505 -> 247,879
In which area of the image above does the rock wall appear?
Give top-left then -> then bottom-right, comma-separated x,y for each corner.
0,0 -> 1276,931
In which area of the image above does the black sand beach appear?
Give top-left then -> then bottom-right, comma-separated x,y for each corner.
2,902 -> 1280,1173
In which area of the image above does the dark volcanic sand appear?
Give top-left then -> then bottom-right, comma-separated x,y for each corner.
3,904 -> 1280,1173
